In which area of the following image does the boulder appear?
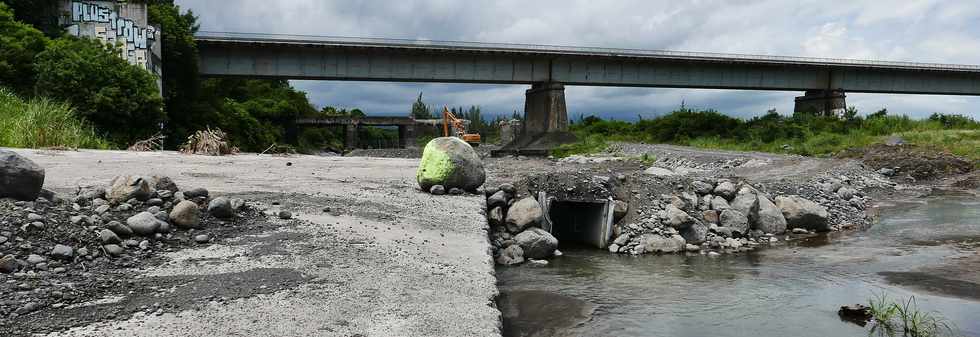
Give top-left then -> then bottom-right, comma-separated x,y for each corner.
0,255 -> 19,273
719,209 -> 750,235
514,228 -> 558,259
613,234 -> 631,246
613,200 -> 629,221
637,234 -> 686,254
487,190 -> 509,209
680,222 -> 708,245
207,197 -> 234,218
713,181 -> 737,200
754,195 -> 787,234
126,212 -> 163,236
775,195 -> 830,232
230,198 -> 245,211
729,186 -> 758,218
0,150 -> 45,201
505,197 -> 543,233
106,221 -> 133,237
170,200 -> 200,229
416,137 -> 486,192
837,187 -> 857,200
158,220 -> 172,233
429,185 -> 446,195
702,210 -> 719,224
50,244 -> 74,260
75,187 -> 106,205
498,183 -> 517,195
99,229 -> 121,244
488,207 -> 504,226
496,245 -> 525,266
643,167 -> 676,176
699,194 -> 713,211
711,196 -> 731,210
151,176 -> 179,192
106,176 -> 152,203
692,181 -> 714,195
183,187 -> 209,199
26,254 -> 45,265
103,244 -> 124,257
665,204 -> 692,229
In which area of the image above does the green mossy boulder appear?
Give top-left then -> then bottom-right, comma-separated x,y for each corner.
416,137 -> 486,192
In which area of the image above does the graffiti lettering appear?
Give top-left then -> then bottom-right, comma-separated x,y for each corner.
67,1 -> 157,72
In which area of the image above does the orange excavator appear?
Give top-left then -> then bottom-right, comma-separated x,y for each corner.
442,107 -> 481,146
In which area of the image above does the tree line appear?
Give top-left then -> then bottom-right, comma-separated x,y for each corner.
0,0 -> 521,152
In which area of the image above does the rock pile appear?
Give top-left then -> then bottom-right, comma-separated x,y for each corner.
0,170 -> 270,322
0,175 -> 251,276
610,179 -> 832,256
486,183 -> 559,266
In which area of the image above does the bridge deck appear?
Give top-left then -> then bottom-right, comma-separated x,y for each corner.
196,32 -> 980,95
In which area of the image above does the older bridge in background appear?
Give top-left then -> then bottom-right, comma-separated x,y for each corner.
196,32 -> 980,154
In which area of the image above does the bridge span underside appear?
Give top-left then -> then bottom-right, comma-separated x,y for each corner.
196,33 -> 980,154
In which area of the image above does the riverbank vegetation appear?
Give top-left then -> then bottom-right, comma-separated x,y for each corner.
2,1 -> 508,153
0,88 -> 110,149
555,107 -> 980,162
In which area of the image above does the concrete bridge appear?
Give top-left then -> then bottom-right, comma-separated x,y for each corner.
294,116 -> 416,150
196,32 -> 980,154
293,116 -> 472,150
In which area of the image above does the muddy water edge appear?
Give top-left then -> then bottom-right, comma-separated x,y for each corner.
496,189 -> 980,337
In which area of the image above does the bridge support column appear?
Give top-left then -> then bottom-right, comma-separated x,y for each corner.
492,82 -> 577,156
794,90 -> 846,117
398,125 -> 415,148
345,124 -> 359,150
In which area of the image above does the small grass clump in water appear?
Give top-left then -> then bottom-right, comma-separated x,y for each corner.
868,293 -> 956,337
0,87 -> 110,149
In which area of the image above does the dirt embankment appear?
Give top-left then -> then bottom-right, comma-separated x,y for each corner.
838,143 -> 975,182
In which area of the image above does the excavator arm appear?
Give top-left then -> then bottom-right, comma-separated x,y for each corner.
442,107 -> 481,146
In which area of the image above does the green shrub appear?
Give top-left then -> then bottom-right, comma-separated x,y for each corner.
0,3 -> 48,94
551,134 -> 609,158
34,37 -> 164,145
0,87 -> 110,149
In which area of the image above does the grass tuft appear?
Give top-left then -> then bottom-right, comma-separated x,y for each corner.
868,293 -> 957,337
551,134 -> 610,158
0,87 -> 111,149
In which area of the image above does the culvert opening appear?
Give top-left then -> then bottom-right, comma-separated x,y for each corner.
542,196 -> 614,249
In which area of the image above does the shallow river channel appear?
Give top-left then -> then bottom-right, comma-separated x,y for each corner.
497,191 -> 980,337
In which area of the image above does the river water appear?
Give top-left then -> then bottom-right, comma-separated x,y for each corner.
497,191 -> 980,337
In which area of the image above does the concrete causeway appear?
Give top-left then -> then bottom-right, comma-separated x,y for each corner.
13,149 -> 500,337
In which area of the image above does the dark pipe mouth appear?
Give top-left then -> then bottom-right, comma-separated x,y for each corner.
547,200 -> 611,249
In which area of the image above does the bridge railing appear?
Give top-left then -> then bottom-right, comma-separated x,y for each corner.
196,31 -> 980,72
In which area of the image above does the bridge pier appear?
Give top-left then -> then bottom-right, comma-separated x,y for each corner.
493,82 -> 577,156
398,125 -> 416,148
345,125 -> 359,150
794,89 -> 847,117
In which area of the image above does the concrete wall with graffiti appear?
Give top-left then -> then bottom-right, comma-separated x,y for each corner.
58,0 -> 162,82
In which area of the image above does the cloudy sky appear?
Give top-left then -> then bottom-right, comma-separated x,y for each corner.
175,0 -> 980,120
